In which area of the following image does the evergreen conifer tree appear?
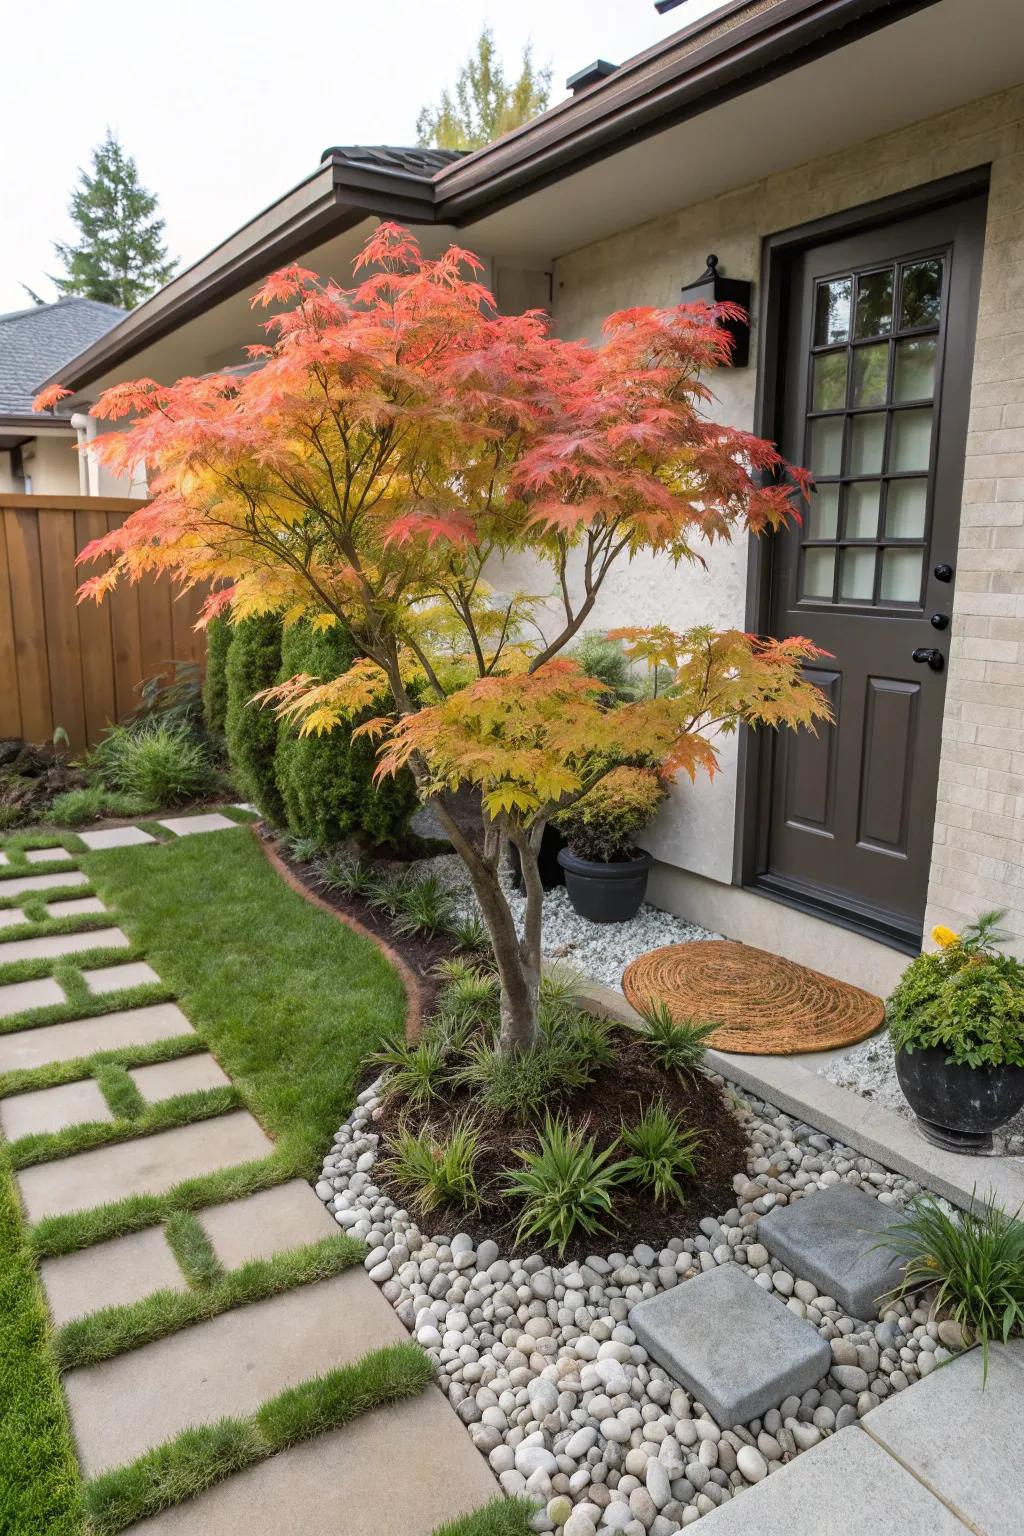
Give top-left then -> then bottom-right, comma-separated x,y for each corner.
53,131 -> 175,309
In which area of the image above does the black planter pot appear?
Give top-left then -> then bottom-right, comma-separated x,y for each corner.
557,847 -> 654,924
508,823 -> 567,891
895,1044 -> 1024,1154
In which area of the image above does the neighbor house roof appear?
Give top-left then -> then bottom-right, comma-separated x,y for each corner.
320,146 -> 466,177
0,297 -> 125,419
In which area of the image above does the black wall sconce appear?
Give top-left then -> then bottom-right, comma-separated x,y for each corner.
680,255 -> 752,368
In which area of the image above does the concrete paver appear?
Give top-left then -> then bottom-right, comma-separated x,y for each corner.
0,1002 -> 195,1071
158,813 -> 237,836
41,1226 -> 186,1327
757,1184 -> 906,1319
64,1269 -> 406,1476
0,926 -> 130,964
129,1052 -> 231,1104
0,976 -> 66,1019
46,897 -> 108,917
82,960 -> 161,994
79,827 -> 156,850
0,1078 -> 112,1140
17,1109 -> 274,1221
0,870 -> 89,897
199,1179 -> 338,1269
0,907 -> 26,929
129,1386 -> 499,1535
0,851 -> 8,865
24,848 -> 75,864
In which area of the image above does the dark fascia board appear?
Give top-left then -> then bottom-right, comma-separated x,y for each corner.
0,413 -> 75,432
434,0 -> 939,222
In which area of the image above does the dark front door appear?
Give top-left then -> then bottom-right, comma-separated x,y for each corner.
758,194 -> 986,947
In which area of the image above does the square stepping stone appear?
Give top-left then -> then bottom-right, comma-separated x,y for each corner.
0,975 -> 65,1019
864,1342 -> 1024,1536
0,927 -> 129,964
24,847 -> 75,864
41,1226 -> 186,1328
629,1263 -> 831,1425
680,1425 -> 972,1536
158,812 -> 236,836
0,1002 -> 195,1072
79,826 -> 156,850
129,1052 -> 231,1105
0,907 -> 26,929
16,1108 -> 274,1221
82,961 -> 161,995
0,870 -> 88,897
757,1184 -> 906,1320
64,1269 -> 405,1476
46,896 -> 108,918
127,1387 -> 500,1535
0,1078 -> 112,1140
198,1179 -> 338,1269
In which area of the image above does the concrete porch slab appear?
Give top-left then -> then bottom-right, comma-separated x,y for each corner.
158,813 -> 236,836
129,1052 -> 231,1104
198,1179 -> 338,1269
629,1262 -> 831,1425
79,826 -> 156,850
0,976 -> 65,1019
0,1078 -> 112,1141
40,1226 -> 186,1327
81,960 -> 161,994
0,1002 -> 195,1072
129,1385 -> 499,1535
46,897 -> 107,917
757,1184 -> 906,1320
0,907 -> 26,929
64,1269 -> 406,1476
0,870 -> 89,897
16,1109 -> 273,1221
0,926 -> 130,964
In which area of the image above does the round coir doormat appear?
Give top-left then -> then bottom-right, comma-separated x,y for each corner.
621,940 -> 885,1055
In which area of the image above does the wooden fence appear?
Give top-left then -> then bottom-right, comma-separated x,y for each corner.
0,495 -> 206,754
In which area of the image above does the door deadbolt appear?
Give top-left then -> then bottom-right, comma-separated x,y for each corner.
912,647 -> 945,672
934,564 -> 954,582
930,613 -> 949,630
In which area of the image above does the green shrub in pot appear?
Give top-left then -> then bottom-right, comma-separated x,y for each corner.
553,767 -> 666,923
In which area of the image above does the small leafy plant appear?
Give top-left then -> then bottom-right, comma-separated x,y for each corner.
383,1115 -> 482,1213
554,766 -> 665,864
880,1192 -> 1024,1379
619,1099 -> 700,1204
640,999 -> 717,1078
369,1034 -> 450,1108
505,1114 -> 627,1257
888,911 -> 1024,1068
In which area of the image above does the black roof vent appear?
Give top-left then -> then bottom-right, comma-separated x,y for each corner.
654,1 -> 690,12
566,59 -> 617,94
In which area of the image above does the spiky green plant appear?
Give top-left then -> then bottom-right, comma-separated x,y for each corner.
455,1010 -> 610,1121
318,855 -> 377,900
447,909 -> 490,953
388,874 -> 457,939
369,1034 -> 450,1108
432,969 -> 501,1051
619,1099 -> 701,1204
639,999 -> 717,1078
382,1114 -> 483,1213
287,834 -> 320,864
504,1114 -> 627,1257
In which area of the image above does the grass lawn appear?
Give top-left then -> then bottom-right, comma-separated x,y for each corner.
0,824 -> 407,1535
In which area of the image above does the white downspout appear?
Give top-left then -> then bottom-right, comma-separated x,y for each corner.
71,412 -> 97,496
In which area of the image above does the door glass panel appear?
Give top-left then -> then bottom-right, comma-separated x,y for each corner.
890,407 -> 933,472
807,484 -> 839,540
849,413 -> 886,474
802,547 -> 836,599
841,547 -> 876,601
880,547 -> 924,603
852,344 -> 889,407
854,268 -> 894,338
814,277 -> 853,344
846,482 -> 880,539
886,478 -> 928,538
812,351 -> 847,410
893,336 -> 937,401
810,417 -> 843,477
899,258 -> 943,329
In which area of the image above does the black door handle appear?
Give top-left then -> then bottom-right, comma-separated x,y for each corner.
912,647 -> 944,672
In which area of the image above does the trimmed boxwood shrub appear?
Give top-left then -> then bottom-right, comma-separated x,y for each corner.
202,616 -> 231,734
273,619 -> 418,849
225,614 -> 285,823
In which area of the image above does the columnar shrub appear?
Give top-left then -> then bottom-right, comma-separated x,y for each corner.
202,615 -> 231,734
224,615 -> 284,822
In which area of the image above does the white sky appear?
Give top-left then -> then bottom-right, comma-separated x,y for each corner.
2,0 -> 722,314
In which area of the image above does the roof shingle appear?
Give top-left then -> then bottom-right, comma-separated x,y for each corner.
0,298 -> 125,415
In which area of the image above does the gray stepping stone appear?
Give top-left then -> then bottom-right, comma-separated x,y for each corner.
129,1386 -> 499,1534
864,1342 -> 1023,1536
0,1078 -> 112,1140
0,926 -> 129,964
0,870 -> 88,897
24,848 -> 75,864
41,1226 -> 186,1327
629,1263 -> 831,1425
0,908 -> 26,929
757,1184 -> 906,1320
199,1179 -> 339,1269
46,896 -> 107,917
64,1269 -> 405,1476
17,1108 -> 273,1221
129,1052 -> 231,1104
0,851 -> 8,865
0,976 -> 66,1019
681,1425 -> 971,1535
82,961 -> 161,994
0,1002 -> 194,1072
79,826 -> 156,850
158,813 -> 236,836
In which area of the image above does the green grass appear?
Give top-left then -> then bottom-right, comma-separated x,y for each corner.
8,1087 -> 240,1170
83,1342 -> 432,1535
93,1063 -> 146,1120
163,1209 -> 223,1288
55,1234 -> 363,1369
0,1033 -> 201,1100
430,1499 -> 538,1536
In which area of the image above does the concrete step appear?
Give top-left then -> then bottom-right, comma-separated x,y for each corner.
0,1002 -> 195,1071
0,1078 -> 112,1140
0,926 -> 130,965
41,1226 -> 186,1327
757,1184 -> 906,1320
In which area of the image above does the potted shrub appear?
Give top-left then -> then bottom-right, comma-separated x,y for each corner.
888,911 -> 1024,1153
554,766 -> 665,923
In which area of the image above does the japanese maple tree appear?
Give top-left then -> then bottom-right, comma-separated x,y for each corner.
38,224 -> 828,1052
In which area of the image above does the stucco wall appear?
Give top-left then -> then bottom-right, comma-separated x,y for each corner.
20,434 -> 80,495
547,83 -> 1024,946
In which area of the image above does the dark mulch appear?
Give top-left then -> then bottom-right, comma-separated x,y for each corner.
376,1028 -> 749,1262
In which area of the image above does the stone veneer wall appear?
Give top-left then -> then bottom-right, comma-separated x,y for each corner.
548,84 -> 1024,952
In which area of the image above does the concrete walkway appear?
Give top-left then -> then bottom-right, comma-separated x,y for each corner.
0,821 -> 496,1533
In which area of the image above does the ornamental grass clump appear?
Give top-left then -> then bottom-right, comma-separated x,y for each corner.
369,1035 -> 450,1109
91,722 -> 216,809
640,999 -> 718,1078
382,1114 -> 483,1214
504,1113 -> 628,1257
619,1099 -> 701,1204
888,911 -> 1024,1068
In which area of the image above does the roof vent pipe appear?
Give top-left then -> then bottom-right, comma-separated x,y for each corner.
566,60 -> 617,94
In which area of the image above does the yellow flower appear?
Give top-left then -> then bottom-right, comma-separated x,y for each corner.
931,924 -> 959,949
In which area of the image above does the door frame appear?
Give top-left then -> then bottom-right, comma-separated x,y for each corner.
735,165 -> 991,951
